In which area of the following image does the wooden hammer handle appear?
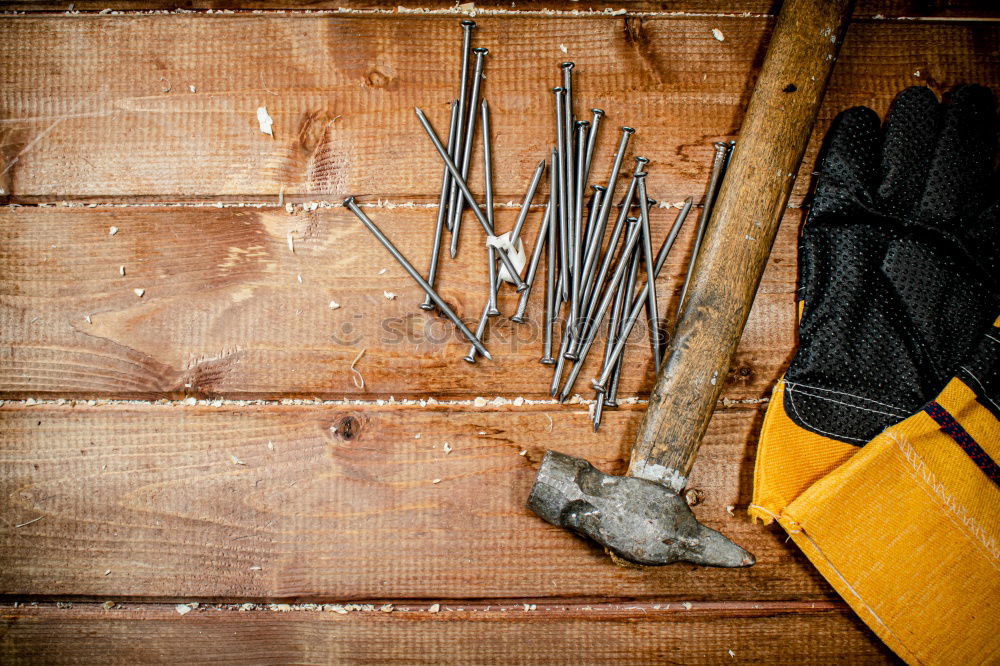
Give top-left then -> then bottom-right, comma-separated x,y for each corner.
628,0 -> 854,490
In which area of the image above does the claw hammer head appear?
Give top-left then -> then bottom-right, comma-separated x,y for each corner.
527,451 -> 755,568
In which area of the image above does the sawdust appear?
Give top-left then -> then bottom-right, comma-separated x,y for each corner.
432,478 -> 441,484
383,291 -> 396,300
329,300 -> 341,310
350,348 -> 367,389
108,226 -> 118,235
442,442 -> 452,454
712,27 -> 725,41
428,603 -> 440,613
133,288 -> 145,298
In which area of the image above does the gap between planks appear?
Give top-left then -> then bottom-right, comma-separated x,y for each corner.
4,8 -> 998,22
0,395 -> 769,409
0,599 -> 846,615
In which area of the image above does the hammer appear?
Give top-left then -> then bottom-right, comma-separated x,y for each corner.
528,0 -> 855,567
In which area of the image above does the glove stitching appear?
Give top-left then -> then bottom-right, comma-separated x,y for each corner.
783,380 -> 911,416
959,366 -> 1000,414
785,385 -> 870,444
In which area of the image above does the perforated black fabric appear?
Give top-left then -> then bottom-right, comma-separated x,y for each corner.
783,85 -> 1000,445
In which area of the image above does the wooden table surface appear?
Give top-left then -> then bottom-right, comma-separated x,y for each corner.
1,1 -> 997,662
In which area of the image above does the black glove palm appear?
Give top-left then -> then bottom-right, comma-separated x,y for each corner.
784,85 -> 999,445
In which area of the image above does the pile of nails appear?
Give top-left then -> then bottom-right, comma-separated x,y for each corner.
345,20 -> 736,431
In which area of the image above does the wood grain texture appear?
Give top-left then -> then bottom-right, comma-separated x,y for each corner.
0,204 -> 797,399
3,0 -> 998,18
0,402 -> 837,600
1,16 -> 997,202
0,602 -> 899,665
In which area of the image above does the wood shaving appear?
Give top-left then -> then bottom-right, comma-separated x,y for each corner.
432,478 -> 441,484
285,202 -> 294,214
267,441 -> 274,451
85,315 -> 92,324
728,650 -> 736,658
14,516 -> 43,528
297,274 -> 303,284
513,397 -> 524,407
428,603 -> 440,613
287,231 -> 295,253
329,300 -> 341,310
183,397 -> 196,406
559,44 -> 568,53
414,433 -> 421,439
378,268 -> 387,275
726,505 -> 736,516
119,265 -> 125,276
350,348 -> 366,389
230,454 -> 246,465
329,605 -> 348,614
257,106 -> 274,137
175,604 -> 192,615
133,288 -> 145,297
379,604 -> 394,613
102,601 -> 115,610
519,450 -> 527,456
682,602 -> 693,610
523,604 -> 536,611
383,291 -> 396,300
189,85 -> 196,93
473,397 -> 488,407
249,565 -> 262,571
442,442 -> 452,454
108,226 -> 118,235
545,414 -> 553,432
712,28 -> 725,41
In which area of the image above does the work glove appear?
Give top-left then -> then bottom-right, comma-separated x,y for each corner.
750,85 -> 999,666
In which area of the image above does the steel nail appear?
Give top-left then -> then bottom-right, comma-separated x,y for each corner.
542,148 -> 559,365
553,87 -> 571,303
635,172 -> 661,370
481,99 -> 500,317
583,108 -> 604,189
414,107 -> 528,292
581,127 -> 635,301
570,120 -> 590,345
449,47 -> 489,257
675,141 -> 729,321
561,62 -> 576,231
606,235 -> 641,407
512,200 -> 552,323
465,160 -> 546,361
550,322 -> 572,397
592,393 -> 605,431
344,196 -> 491,360
559,218 -> 643,402
421,99 -> 461,311
592,198 -> 693,392
570,169 -> 639,359
447,20 -> 476,234
511,159 -> 547,245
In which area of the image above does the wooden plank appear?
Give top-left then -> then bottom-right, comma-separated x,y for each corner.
0,204 -> 797,399
2,16 -> 997,202
0,602 -> 899,665
4,0 -> 998,18
0,402 -> 835,600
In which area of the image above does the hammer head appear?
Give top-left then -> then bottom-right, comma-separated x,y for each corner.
528,451 -> 755,568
